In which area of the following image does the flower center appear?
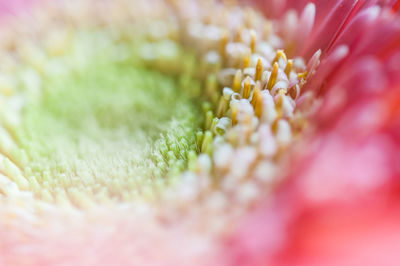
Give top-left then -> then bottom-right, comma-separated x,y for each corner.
2,30 -> 202,207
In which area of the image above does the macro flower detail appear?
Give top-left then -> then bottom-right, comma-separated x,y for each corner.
0,0 -> 399,266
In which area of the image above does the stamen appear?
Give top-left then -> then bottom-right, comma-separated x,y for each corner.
298,71 -> 308,80
274,89 -> 286,117
255,58 -> 263,81
233,69 -> 242,93
250,30 -> 257,53
284,59 -> 293,76
243,54 -> 251,68
273,49 -> 287,64
266,62 -> 279,91
243,76 -> 252,99
252,82 -> 263,118
232,107 -> 238,126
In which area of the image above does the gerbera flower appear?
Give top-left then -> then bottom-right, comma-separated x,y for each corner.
0,0 -> 399,265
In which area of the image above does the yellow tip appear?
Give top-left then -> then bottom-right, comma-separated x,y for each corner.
284,59 -> 293,77
232,107 -> 238,126
266,62 -> 279,91
275,89 -> 286,118
252,82 -> 263,118
273,50 -> 287,64
233,69 -> 243,93
298,71 -> 308,80
250,30 -> 257,53
243,76 -> 252,99
243,54 -> 251,68
255,58 -> 263,81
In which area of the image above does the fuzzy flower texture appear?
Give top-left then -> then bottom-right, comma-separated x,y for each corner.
0,0 -> 399,265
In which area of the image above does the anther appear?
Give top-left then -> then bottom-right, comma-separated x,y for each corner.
250,30 -> 257,53
273,50 -> 287,64
266,62 -> 279,91
243,54 -> 251,68
233,69 -> 242,93
284,59 -> 293,77
255,58 -> 263,81
298,71 -> 308,80
252,82 -> 263,118
275,89 -> 286,116
232,106 -> 238,125
243,76 -> 252,99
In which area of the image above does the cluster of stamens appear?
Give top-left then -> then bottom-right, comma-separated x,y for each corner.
155,1 -> 317,226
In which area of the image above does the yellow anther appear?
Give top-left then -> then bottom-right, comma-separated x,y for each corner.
251,82 -> 259,106
273,50 -> 287,64
251,82 -> 263,118
232,107 -> 238,125
233,69 -> 242,93
255,58 -> 263,81
250,30 -> 257,53
266,62 -> 279,91
243,54 -> 251,68
271,119 -> 279,134
284,59 -> 293,77
243,76 -> 252,99
275,89 -> 286,117
298,71 -> 308,79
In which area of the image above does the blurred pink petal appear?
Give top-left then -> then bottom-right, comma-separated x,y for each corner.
0,0 -> 34,16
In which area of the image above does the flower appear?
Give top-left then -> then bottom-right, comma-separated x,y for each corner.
0,0 -> 399,266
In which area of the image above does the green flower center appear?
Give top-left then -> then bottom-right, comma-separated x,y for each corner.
7,30 -> 202,207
